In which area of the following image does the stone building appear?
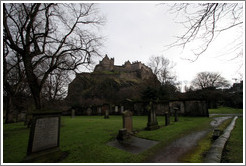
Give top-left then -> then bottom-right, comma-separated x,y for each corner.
94,55 -> 154,80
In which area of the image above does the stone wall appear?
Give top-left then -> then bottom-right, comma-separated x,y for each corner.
154,102 -> 170,115
169,101 -> 185,114
183,100 -> 209,117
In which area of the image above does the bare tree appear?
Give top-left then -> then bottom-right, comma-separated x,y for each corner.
42,69 -> 71,101
147,55 -> 176,85
3,43 -> 30,123
191,71 -> 230,90
164,3 -> 243,61
3,3 -> 104,110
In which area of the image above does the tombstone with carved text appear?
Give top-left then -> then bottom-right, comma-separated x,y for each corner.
25,112 -> 62,161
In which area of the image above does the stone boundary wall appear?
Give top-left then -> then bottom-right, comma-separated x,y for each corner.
204,116 -> 238,163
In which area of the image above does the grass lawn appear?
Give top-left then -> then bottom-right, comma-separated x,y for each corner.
3,115 -> 212,163
221,117 -> 244,163
209,107 -> 243,114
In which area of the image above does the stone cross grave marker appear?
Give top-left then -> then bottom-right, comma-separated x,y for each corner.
146,102 -> 159,130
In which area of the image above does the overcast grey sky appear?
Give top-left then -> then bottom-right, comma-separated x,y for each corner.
95,2 -> 244,89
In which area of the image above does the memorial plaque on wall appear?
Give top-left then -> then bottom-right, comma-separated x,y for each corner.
27,113 -> 61,155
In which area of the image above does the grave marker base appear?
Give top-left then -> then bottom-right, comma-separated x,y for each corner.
23,147 -> 68,163
146,122 -> 160,130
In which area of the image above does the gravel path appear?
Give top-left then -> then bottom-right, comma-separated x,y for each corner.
146,116 -> 232,163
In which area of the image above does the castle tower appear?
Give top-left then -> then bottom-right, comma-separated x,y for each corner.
94,54 -> 114,71
124,60 -> 131,69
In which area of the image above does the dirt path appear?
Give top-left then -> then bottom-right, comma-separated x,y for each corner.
146,116 -> 232,163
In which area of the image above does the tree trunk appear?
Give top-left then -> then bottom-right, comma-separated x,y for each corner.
22,55 -> 42,110
33,91 -> 42,110
5,96 -> 15,123
5,96 -> 10,124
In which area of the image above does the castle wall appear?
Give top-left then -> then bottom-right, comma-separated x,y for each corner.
94,55 -> 154,80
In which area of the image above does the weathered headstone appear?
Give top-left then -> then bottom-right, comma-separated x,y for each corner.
165,112 -> 170,126
120,105 -> 124,113
71,109 -> 75,118
102,104 -> 109,119
146,102 -> 159,130
25,112 -> 61,161
115,106 -> 118,113
86,107 -> 92,116
174,107 -> 179,122
104,109 -> 109,119
97,106 -> 102,115
122,110 -> 133,133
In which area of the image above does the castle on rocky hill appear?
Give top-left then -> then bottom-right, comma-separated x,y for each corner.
94,55 -> 152,74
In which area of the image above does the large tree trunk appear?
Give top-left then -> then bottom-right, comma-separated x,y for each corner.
23,56 -> 42,110
32,89 -> 42,110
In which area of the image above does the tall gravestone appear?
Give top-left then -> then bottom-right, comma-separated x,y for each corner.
25,112 -> 62,161
173,107 -> 179,122
165,112 -> 170,126
117,110 -> 133,140
146,102 -> 159,130
122,110 -> 133,133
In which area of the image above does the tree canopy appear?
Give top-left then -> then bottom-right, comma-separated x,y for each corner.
3,3 -> 104,109
191,71 -> 230,90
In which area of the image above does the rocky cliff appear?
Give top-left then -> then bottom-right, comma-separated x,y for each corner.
66,55 -> 160,107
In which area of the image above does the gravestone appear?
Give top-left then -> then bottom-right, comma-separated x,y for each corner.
165,112 -> 170,126
71,109 -> 75,118
174,107 -> 179,122
86,107 -> 92,116
102,104 -> 109,119
97,106 -> 102,115
122,110 -> 133,133
117,128 -> 129,140
115,106 -> 118,113
120,106 -> 124,113
104,109 -> 109,119
117,110 -> 133,140
146,102 -> 159,130
25,112 -> 61,161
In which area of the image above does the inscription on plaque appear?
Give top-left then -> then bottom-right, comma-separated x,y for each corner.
32,117 -> 59,152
